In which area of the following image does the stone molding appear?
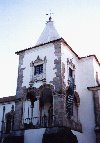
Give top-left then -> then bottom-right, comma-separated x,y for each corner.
30,56 -> 47,84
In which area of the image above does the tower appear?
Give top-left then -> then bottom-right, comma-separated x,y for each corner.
14,17 -> 82,142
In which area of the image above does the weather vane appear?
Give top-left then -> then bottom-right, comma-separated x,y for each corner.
46,10 -> 54,21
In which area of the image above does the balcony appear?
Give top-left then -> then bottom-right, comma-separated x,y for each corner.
24,115 -> 56,129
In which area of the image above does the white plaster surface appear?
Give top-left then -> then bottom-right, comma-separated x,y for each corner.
61,43 -> 97,143
22,43 -> 56,89
24,128 -> 46,143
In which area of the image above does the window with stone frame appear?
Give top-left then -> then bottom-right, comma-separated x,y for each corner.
34,64 -> 43,75
66,58 -> 78,120
30,56 -> 47,84
67,58 -> 75,84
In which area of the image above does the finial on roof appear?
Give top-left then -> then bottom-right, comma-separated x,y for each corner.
36,11 -> 60,45
46,10 -> 54,22
49,16 -> 52,21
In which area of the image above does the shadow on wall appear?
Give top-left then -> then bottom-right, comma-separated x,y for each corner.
1,135 -> 24,143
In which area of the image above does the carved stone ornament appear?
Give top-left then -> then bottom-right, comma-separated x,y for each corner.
34,56 -> 43,64
27,87 -> 38,107
30,56 -> 47,66
30,56 -> 47,84
67,58 -> 75,69
74,91 -> 80,107
66,87 -> 80,107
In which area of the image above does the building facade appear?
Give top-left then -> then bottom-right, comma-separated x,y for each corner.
0,17 -> 100,143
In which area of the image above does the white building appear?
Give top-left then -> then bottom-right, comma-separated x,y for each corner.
0,17 -> 100,143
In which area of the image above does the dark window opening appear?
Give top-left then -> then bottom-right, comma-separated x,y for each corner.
34,64 -> 43,75
69,67 -> 73,77
6,113 -> 14,133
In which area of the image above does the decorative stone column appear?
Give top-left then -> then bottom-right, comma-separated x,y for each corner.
13,53 -> 26,138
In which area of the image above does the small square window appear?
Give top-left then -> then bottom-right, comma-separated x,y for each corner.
34,64 -> 43,75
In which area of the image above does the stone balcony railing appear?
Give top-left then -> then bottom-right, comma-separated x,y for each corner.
23,114 -> 82,132
24,115 -> 56,129
0,120 -> 14,134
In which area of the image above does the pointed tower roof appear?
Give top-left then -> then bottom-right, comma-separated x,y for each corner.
36,17 -> 61,45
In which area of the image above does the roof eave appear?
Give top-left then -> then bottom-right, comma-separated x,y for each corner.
15,38 -> 62,55
80,55 -> 100,66
87,85 -> 100,91
60,38 -> 80,59
15,37 -> 80,59
0,96 -> 15,103
15,38 -> 100,66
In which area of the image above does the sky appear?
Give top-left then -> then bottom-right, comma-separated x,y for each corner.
0,0 -> 100,98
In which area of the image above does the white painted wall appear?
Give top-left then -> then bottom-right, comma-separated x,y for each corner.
24,128 -> 46,143
22,43 -> 56,89
0,101 -> 15,132
61,43 -> 97,143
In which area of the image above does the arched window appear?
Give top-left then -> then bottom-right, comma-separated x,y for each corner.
5,105 -> 14,133
39,84 -> 54,127
72,91 -> 80,122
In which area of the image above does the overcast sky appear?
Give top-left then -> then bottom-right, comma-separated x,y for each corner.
0,0 -> 100,97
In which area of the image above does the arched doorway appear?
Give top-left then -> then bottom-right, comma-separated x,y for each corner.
42,127 -> 78,143
39,84 -> 54,127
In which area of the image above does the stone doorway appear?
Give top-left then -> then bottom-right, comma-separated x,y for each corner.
42,127 -> 78,143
